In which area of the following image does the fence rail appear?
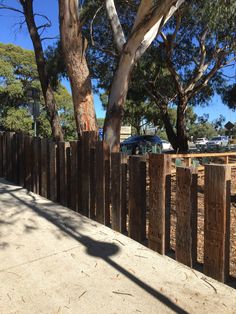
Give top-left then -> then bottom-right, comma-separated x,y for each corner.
0,131 -> 235,285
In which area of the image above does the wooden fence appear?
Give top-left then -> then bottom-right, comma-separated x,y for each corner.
0,131 -> 235,284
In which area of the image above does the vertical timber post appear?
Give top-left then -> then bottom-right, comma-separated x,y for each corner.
204,164 -> 231,283
48,140 -> 57,202
96,141 -> 110,225
58,141 -> 67,206
89,146 -> 96,219
40,138 -> 48,198
18,133 -> 24,186
70,141 -> 78,211
24,135 -> 32,190
111,152 -> 122,231
128,155 -> 146,242
0,132 -> 3,177
148,154 -> 171,254
111,152 -> 127,232
175,166 -> 198,267
81,131 -> 97,217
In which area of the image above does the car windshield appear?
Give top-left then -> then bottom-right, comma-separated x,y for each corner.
211,137 -> 222,141
197,138 -> 204,141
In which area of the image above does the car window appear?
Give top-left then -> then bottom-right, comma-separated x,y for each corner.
211,137 -> 221,141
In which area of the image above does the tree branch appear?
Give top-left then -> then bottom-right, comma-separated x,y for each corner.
0,4 -> 24,15
90,4 -> 103,46
134,0 -> 185,62
161,30 -> 184,96
185,29 -> 209,93
41,36 -> 59,42
105,0 -> 126,53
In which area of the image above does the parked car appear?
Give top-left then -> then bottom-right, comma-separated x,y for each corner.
207,136 -> 229,148
161,139 -> 173,151
120,135 -> 162,154
195,137 -> 208,145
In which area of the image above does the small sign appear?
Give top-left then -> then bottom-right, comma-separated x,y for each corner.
225,121 -> 234,130
121,126 -> 132,134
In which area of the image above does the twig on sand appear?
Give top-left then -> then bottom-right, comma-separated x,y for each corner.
113,239 -> 125,246
201,277 -> 217,293
112,291 -> 133,297
78,290 -> 87,299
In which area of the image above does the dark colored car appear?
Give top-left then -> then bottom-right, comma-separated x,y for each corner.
120,135 -> 162,154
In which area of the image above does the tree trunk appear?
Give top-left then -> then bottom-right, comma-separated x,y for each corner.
176,98 -> 189,152
59,0 -> 97,136
160,110 -> 178,150
20,0 -> 63,141
103,52 -> 134,152
104,0 -> 185,151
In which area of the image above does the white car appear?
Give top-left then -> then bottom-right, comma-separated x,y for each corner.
161,140 -> 173,151
207,136 -> 229,148
195,137 -> 208,145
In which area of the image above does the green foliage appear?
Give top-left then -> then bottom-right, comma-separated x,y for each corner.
97,118 -> 104,128
45,42 -> 66,90
37,111 -> 51,138
0,42 -> 76,139
54,85 -> 77,140
1,107 -> 33,134
189,122 -> 218,140
223,84 -> 236,110
0,43 -> 39,108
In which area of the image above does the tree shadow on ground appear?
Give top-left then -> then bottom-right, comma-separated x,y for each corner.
0,180 -> 188,314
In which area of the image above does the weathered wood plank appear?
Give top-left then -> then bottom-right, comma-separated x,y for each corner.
58,141 -> 67,206
32,137 -> 40,194
6,132 -> 14,181
69,141 -> 78,212
81,131 -> 97,216
148,154 -> 171,254
175,166 -> 198,267
12,133 -> 18,184
2,132 -> 7,179
40,138 -> 48,198
89,147 -> 96,219
111,152 -> 122,231
204,164 -> 231,283
48,141 -> 57,202
0,132 -> 3,177
66,146 -> 71,208
77,140 -> 82,212
128,155 -> 146,242
104,147 -> 111,226
18,133 -> 24,186
24,135 -> 32,190
121,154 -> 128,234
14,133 -> 20,185
110,152 -> 127,232
96,141 -> 110,225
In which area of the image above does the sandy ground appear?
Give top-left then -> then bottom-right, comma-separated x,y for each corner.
0,178 -> 236,314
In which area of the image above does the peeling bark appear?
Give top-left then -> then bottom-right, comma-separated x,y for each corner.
59,0 -> 97,136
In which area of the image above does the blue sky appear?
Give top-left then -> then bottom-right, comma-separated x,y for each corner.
0,0 -> 235,122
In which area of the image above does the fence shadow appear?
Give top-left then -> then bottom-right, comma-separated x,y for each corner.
0,181 -> 188,314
